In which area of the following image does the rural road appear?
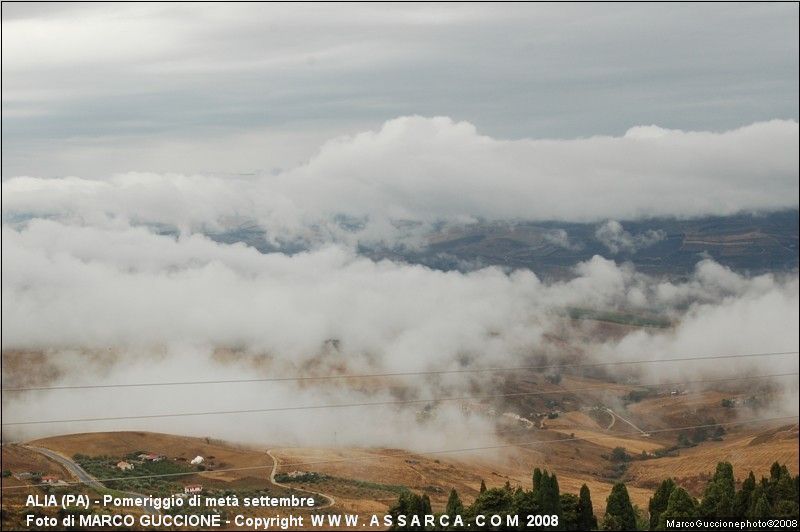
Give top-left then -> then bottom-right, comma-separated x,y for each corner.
24,445 -> 105,491
23,445 -> 160,515
604,408 -> 648,435
604,409 -> 616,430
266,449 -> 336,509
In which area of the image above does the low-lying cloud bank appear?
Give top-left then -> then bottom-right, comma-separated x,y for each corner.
3,117 -> 798,246
2,219 -> 797,444
2,116 -> 798,446
4,220 -> 797,359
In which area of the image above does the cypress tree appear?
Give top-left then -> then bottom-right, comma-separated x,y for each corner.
446,488 -> 464,516
533,471 -> 546,507
539,472 -> 562,529
747,483 -> 769,518
421,494 -> 432,515
578,484 -> 597,530
648,478 -> 675,530
528,470 -> 563,529
700,462 -> 735,518
770,462 -> 782,481
714,462 -> 735,501
750,494 -> 770,520
658,487 -> 698,529
549,473 -> 562,523
769,464 -> 796,504
603,482 -> 637,531
536,471 -> 560,515
389,491 -> 427,531
733,471 -> 756,518
480,479 -> 487,493
774,474 -> 797,503
533,468 -> 543,492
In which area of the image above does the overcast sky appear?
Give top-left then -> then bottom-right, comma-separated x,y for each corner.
2,2 -> 798,178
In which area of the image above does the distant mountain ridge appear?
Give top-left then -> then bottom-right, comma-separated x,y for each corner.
206,210 -> 798,280
361,210 -> 799,279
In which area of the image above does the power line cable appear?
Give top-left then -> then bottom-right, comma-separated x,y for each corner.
3,372 -> 796,426
3,350 -> 796,393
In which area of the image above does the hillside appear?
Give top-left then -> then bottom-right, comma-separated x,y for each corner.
5,410 -> 795,523
364,210 -> 800,278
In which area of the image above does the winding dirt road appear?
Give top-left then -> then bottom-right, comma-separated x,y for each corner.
266,449 -> 336,509
604,408 -> 648,435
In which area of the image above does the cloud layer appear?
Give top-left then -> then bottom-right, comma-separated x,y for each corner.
3,117 -> 798,247
2,217 -> 797,444
3,116 -> 798,445
3,3 -> 797,178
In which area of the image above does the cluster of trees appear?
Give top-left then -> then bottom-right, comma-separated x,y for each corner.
72,454 -> 192,495
388,461 -> 798,530
649,462 -> 799,529
389,469 -> 596,530
676,425 -> 726,447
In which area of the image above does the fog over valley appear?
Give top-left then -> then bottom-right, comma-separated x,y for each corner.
2,118 -> 798,447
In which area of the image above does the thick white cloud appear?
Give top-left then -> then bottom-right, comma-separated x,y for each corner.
3,117 -> 797,445
3,219 -> 797,443
3,117 -> 798,245
3,220 -> 796,364
595,220 -> 666,254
